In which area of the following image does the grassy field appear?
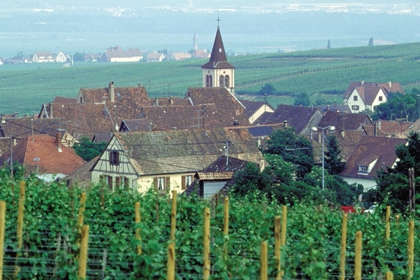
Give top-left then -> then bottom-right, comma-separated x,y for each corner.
1,42 -> 420,115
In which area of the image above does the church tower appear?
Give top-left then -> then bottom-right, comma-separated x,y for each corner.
201,25 -> 235,93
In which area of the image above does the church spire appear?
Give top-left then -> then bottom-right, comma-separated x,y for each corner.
201,26 -> 235,70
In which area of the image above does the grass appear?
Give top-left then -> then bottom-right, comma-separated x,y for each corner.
1,42 -> 420,115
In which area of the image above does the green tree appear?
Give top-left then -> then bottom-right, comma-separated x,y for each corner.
258,83 -> 276,95
265,127 -> 314,179
294,92 -> 310,106
73,52 -> 85,62
372,91 -> 418,121
232,162 -> 271,196
73,136 -> 107,161
324,135 -> 346,175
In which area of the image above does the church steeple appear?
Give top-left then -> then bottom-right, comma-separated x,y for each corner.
201,25 -> 235,93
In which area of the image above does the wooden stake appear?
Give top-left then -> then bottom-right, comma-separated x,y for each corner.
385,271 -> 393,280
135,202 -> 141,255
167,242 -> 175,280
385,206 -> 390,241
340,214 -> 348,280
260,241 -> 268,280
354,231 -> 362,280
275,216 -> 281,280
0,201 -> 6,280
203,207 -> 210,280
78,193 -> 86,234
14,181 -> 25,278
223,197 -> 229,263
281,206 -> 287,246
408,220 -> 414,279
78,225 -> 89,279
170,190 -> 177,241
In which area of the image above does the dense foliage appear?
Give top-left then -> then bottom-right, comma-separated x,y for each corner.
372,89 -> 420,121
73,137 -> 107,161
0,174 -> 419,279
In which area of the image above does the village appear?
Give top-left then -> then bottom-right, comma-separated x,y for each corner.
0,25 -> 414,200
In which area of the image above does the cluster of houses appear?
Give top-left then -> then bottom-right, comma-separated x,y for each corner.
0,33 -> 210,65
0,26 -> 414,199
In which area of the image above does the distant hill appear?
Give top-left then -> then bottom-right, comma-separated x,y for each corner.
1,42 -> 420,116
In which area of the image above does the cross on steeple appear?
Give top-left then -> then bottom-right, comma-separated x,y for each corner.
216,12 -> 221,27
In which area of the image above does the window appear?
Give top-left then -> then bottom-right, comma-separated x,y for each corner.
379,96 -> 383,101
358,165 -> 368,174
107,176 -> 113,188
115,176 -> 129,188
109,150 -> 120,165
353,96 -> 358,101
206,75 -> 212,87
219,75 -> 224,87
155,176 -> 170,192
182,175 -> 193,190
351,105 -> 360,111
224,75 -> 229,88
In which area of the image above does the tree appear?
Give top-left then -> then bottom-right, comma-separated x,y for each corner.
372,91 -> 418,121
232,162 -> 271,196
375,132 -> 420,212
73,136 -> 107,161
73,52 -> 85,62
368,37 -> 374,46
327,39 -> 331,49
294,92 -> 310,106
258,83 -> 276,95
265,127 -> 314,179
324,136 -> 346,175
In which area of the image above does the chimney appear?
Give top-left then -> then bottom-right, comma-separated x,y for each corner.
340,129 -> 345,138
169,97 -> 174,105
388,81 -> 392,88
49,102 -> 53,118
155,98 -> 159,106
109,81 -> 115,103
283,120 -> 288,128
56,131 -> 62,152
361,80 -> 364,85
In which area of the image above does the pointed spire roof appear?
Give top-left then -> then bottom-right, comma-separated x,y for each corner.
201,26 -> 235,69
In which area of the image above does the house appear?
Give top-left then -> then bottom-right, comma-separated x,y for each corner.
146,52 -> 165,62
32,52 -> 55,63
0,134 -> 85,180
171,52 -> 192,61
119,119 -> 151,132
100,46 -> 143,62
343,81 -> 404,113
240,100 -> 275,125
363,120 -> 413,138
340,136 -> 406,190
55,51 -> 68,63
65,156 -> 99,188
90,127 -> 265,193
184,156 -> 252,199
201,25 -> 235,93
263,104 -> 323,135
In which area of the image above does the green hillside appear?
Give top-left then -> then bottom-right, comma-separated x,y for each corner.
1,42 -> 420,115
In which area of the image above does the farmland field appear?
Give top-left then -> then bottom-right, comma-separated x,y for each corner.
1,42 -> 420,115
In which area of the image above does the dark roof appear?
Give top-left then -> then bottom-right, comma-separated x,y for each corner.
52,96 -> 77,104
340,136 -> 406,179
318,111 -> 373,132
202,155 -> 249,172
65,156 -> 99,188
92,132 -> 113,144
247,126 -> 275,137
264,104 -> 323,134
119,119 -> 151,132
110,127 -> 264,175
201,27 -> 235,69
0,118 -> 62,139
343,81 -> 404,99
240,100 -> 273,118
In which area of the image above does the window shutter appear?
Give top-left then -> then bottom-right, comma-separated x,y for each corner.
181,176 -> 186,190
165,177 -> 170,191
154,177 -> 158,190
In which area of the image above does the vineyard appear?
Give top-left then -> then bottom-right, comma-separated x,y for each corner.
0,177 -> 419,279
2,42 -> 420,115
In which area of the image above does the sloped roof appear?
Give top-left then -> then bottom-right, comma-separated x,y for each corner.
53,96 -> 77,104
92,132 -> 113,144
343,81 -> 404,100
120,119 -> 151,132
185,87 -> 249,127
264,104 -> 323,134
240,100 -> 273,118
0,134 -> 85,175
340,136 -> 406,179
104,46 -> 142,58
202,155 -> 250,172
0,118 -> 62,139
363,121 -> 413,138
65,156 -> 99,188
318,111 -> 373,132
355,86 -> 382,105
78,84 -> 149,105
113,127 -> 263,175
201,27 -> 235,69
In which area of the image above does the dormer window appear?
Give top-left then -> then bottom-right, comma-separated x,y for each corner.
358,165 -> 369,174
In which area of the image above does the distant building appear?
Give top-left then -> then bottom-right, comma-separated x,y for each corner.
146,52 -> 165,62
100,46 -> 143,63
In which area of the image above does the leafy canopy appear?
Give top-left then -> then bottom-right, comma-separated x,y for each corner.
73,136 -> 107,161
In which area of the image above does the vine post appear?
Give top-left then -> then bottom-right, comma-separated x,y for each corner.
170,190 -> 177,241
396,215 -> 400,226
340,214 -> 348,280
78,193 -> 86,234
223,197 -> 229,263
274,216 -> 281,280
14,180 -> 25,278
78,225 -> 89,280
203,207 -> 210,280
354,231 -> 362,280
281,206 -> 287,246
385,206 -> 390,241
135,202 -> 141,255
167,242 -> 175,280
407,220 -> 414,279
260,241 -> 268,280
385,271 -> 393,280
0,201 -> 6,280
